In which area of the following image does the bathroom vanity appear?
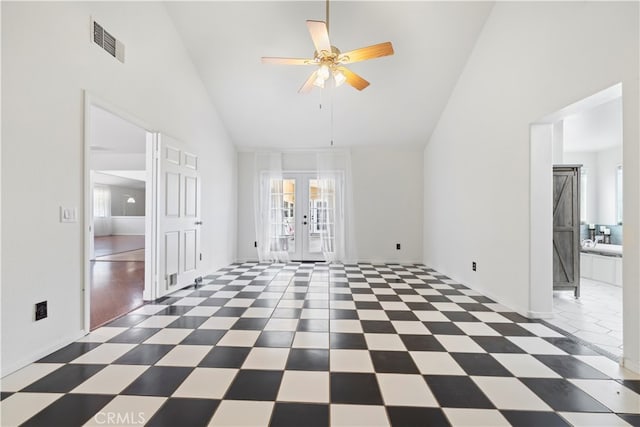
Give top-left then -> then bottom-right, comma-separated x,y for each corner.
580,244 -> 623,286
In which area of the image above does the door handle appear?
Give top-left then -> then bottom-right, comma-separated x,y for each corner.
195,221 -> 203,225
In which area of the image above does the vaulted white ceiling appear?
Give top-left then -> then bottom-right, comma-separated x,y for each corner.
165,1 -> 493,149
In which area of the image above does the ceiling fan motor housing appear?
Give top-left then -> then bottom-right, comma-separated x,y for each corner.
315,45 -> 341,62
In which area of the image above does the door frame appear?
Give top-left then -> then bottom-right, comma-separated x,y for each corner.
529,84 -> 623,319
83,91 -> 156,332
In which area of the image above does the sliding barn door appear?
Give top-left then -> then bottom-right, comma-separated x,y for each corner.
552,165 -> 580,297
157,133 -> 202,294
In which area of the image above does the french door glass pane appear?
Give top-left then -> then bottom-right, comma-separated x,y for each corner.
283,179 -> 295,251
269,178 -> 296,253
309,179 -> 335,254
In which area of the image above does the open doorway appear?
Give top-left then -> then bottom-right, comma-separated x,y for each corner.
531,84 -> 624,358
86,101 -> 151,329
551,96 -> 623,357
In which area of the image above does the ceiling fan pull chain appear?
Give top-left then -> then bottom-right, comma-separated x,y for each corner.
330,84 -> 335,146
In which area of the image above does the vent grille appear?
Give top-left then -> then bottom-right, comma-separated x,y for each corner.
92,19 -> 124,63
93,21 -> 103,46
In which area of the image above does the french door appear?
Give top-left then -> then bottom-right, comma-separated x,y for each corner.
276,173 -> 332,261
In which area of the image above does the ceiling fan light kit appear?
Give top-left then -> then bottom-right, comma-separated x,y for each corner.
261,2 -> 394,93
312,61 -> 346,89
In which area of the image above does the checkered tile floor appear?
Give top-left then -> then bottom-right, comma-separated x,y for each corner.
2,263 -> 640,426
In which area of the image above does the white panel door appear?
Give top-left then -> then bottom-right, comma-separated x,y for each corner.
157,134 -> 201,294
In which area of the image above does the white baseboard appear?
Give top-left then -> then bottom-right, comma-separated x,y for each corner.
424,266 -> 533,319
526,310 -> 555,319
1,329 -> 87,378
233,258 -> 424,265
622,357 -> 640,374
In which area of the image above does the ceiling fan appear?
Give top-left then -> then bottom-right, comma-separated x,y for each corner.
261,0 -> 394,93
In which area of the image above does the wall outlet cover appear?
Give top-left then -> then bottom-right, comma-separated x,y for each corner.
35,301 -> 48,321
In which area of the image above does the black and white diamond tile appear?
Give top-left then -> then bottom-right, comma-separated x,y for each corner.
2,262 -> 639,426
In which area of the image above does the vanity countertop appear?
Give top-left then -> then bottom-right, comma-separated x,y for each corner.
581,243 -> 623,257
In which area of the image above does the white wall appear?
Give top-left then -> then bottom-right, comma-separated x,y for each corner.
108,185 -> 146,216
551,121 -> 564,164
351,148 -> 423,263
90,153 -> 146,170
1,2 -> 237,376
564,146 -> 622,225
563,96 -> 623,225
237,148 -> 424,263
596,146 -> 623,225
111,217 -> 146,236
563,151 -> 598,224
237,152 -> 257,261
563,98 -> 623,152
423,2 -> 639,370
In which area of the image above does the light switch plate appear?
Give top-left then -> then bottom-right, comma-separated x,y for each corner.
60,206 -> 77,223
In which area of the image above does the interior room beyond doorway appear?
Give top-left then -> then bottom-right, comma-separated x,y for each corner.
88,104 -> 149,329
549,87 -> 624,358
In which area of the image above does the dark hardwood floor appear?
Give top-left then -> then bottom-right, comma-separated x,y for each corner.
91,235 -> 145,330
94,235 -> 145,257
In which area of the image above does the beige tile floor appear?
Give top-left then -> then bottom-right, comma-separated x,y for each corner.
550,278 -> 623,358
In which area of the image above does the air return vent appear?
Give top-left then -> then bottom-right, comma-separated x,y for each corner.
92,19 -> 125,63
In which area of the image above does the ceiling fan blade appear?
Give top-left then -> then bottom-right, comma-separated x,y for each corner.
306,20 -> 331,55
337,67 -> 370,91
261,57 -> 316,65
299,70 -> 319,93
338,42 -> 394,64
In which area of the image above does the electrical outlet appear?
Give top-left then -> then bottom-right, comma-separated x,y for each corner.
396,243 -> 401,250
35,301 -> 48,321
472,262 -> 477,272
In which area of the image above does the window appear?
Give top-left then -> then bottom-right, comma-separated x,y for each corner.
580,168 -> 587,224
93,186 -> 111,218
616,165 -> 623,224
